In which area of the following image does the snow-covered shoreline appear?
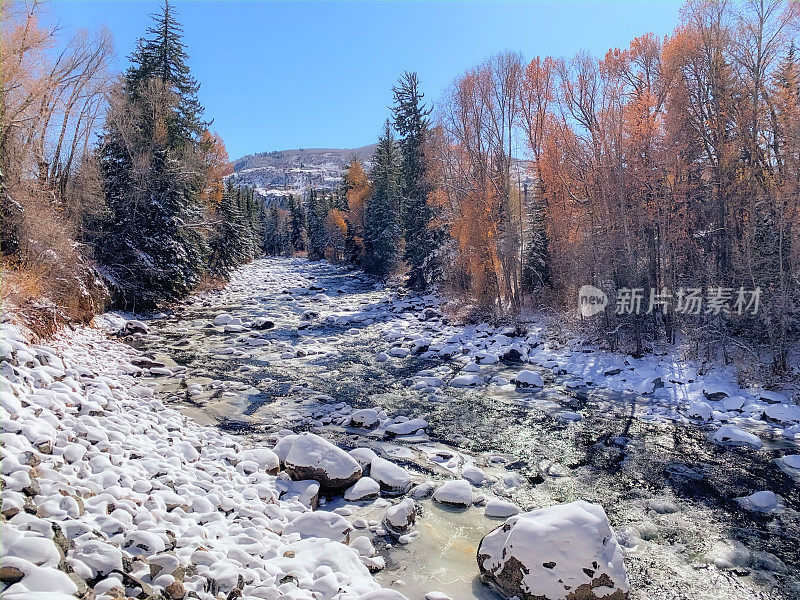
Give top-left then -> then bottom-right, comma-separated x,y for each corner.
0,323 -> 419,600
3,256 -> 799,600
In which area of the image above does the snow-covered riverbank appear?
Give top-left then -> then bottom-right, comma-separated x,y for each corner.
3,256 -> 799,600
0,323 -> 429,600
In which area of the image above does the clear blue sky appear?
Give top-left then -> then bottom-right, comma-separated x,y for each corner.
49,1 -> 684,160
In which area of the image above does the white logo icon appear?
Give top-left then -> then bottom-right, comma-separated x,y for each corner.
578,285 -> 608,317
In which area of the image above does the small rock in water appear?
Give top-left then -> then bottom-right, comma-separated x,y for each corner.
383,498 -> 416,536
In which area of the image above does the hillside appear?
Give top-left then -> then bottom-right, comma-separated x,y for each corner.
230,144 -> 377,200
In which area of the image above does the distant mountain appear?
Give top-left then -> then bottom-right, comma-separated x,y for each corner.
230,144 -> 376,200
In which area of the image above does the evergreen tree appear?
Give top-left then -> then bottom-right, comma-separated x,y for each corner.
125,0 -> 207,146
96,0 -> 209,308
288,194 -> 306,252
392,72 -> 440,288
306,188 -> 328,260
363,121 -> 401,276
208,182 -> 246,277
522,182 -> 550,291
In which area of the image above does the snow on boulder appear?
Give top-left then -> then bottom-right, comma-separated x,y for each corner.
345,477 -> 381,502
370,457 -> 412,496
124,319 -> 149,335
386,418 -> 428,436
711,425 -> 762,449
764,403 -> 800,423
461,465 -> 486,486
450,374 -> 484,388
283,433 -> 362,491
432,480 -> 473,507
484,498 -> 521,519
687,401 -> 713,421
514,370 -> 544,388
759,390 -> 789,404
477,500 -> 629,600
238,448 -> 279,475
388,347 -> 411,358
212,313 -> 232,326
735,490 -> 784,514
350,409 -> 380,429
283,510 -> 353,543
349,447 -> 378,471
383,498 -> 416,536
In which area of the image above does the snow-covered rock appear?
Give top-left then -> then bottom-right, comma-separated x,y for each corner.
514,369 -> 544,388
432,480 -> 473,507
350,408 -> 381,429
735,490 -> 784,514
450,374 -> 484,388
345,477 -> 381,502
383,498 -> 416,536
484,498 -> 521,518
461,465 -> 486,486
283,432 -> 363,491
212,312 -> 232,326
370,457 -> 412,496
386,418 -> 428,436
477,500 -> 629,600
283,510 -> 354,543
711,425 -> 762,449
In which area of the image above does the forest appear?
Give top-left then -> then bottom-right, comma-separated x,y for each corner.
264,0 -> 800,373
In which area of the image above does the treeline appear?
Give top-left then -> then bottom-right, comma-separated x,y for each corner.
263,73 -> 443,289
1,1 -> 264,328
263,0 -> 799,371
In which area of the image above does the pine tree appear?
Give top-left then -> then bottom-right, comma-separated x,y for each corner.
125,0 -> 207,146
522,182 -> 550,291
363,121 -> 401,276
306,188 -> 329,260
209,182 -> 246,277
96,0 -> 208,308
288,194 -> 306,252
392,72 -> 440,288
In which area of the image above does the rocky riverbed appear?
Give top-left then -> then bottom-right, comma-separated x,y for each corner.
3,256 -> 799,600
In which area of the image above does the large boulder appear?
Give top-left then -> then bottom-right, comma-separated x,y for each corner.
477,500 -> 629,600
283,433 -> 362,491
370,457 -> 412,496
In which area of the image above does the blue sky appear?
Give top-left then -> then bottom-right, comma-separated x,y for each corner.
49,1 -> 684,160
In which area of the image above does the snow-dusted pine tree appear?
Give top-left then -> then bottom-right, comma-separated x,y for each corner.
363,121 -> 401,276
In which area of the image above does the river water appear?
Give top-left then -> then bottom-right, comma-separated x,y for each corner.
128,257 -> 800,600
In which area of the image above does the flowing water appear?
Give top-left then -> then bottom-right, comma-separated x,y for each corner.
129,257 -> 800,600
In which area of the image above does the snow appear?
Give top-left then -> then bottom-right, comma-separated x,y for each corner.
484,499 -> 520,518
460,465 -> 486,486
514,369 -> 544,387
345,477 -> 381,502
382,498 -> 416,536
283,432 -> 363,490
735,491 -> 785,514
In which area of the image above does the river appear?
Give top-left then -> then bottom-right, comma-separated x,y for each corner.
127,257 -> 800,600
